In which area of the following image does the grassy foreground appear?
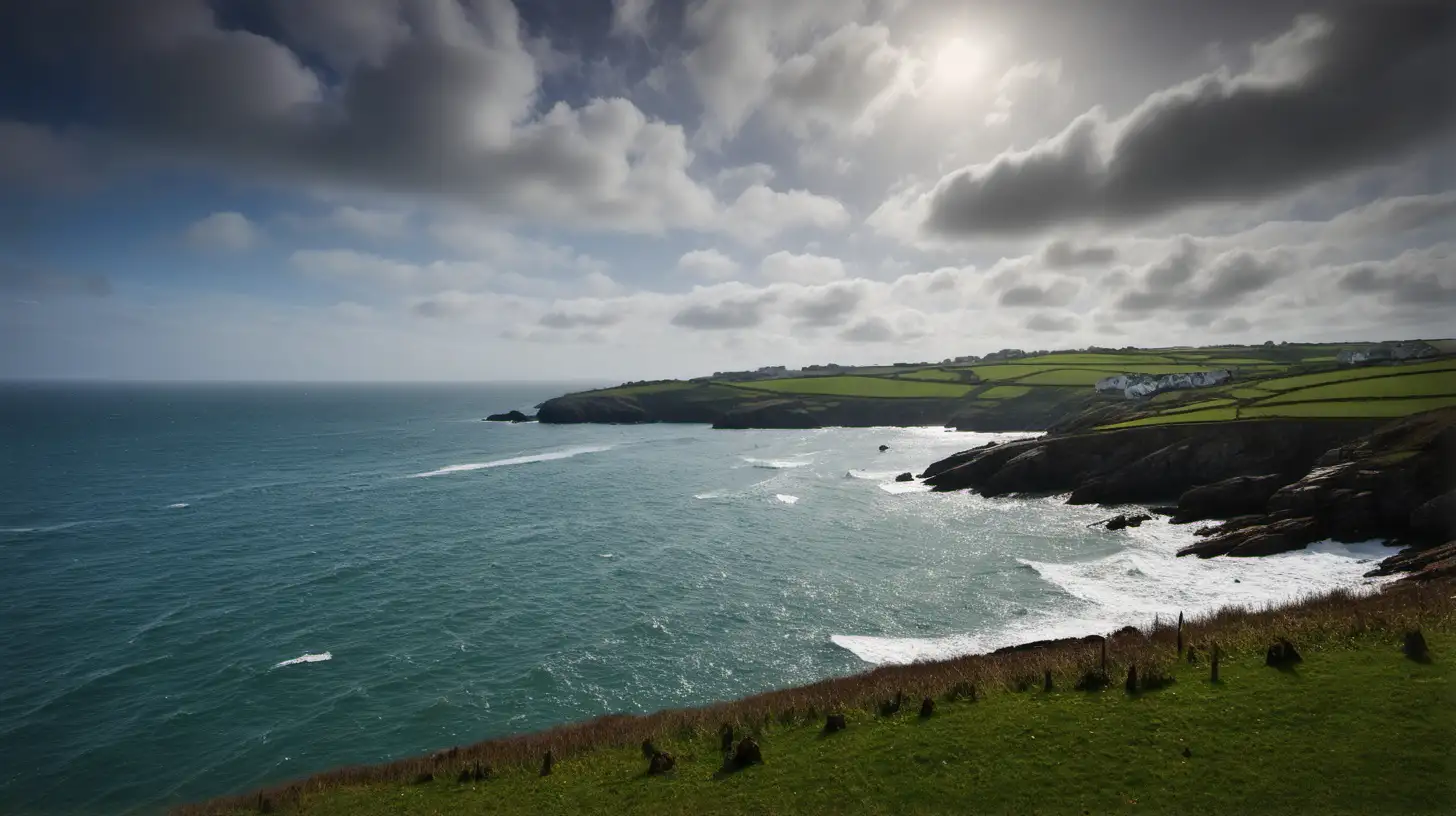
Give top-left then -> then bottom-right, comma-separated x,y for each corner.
188,582 -> 1456,815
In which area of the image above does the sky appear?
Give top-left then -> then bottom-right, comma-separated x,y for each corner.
0,0 -> 1452,381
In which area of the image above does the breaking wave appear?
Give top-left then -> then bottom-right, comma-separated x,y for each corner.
272,652 -> 332,669
410,445 -> 614,478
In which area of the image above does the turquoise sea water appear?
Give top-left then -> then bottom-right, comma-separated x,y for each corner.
0,383 -> 1392,814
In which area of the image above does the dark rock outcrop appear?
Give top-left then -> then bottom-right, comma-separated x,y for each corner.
1102,513 -> 1152,531
1367,540 -> 1456,581
1265,639 -> 1302,668
895,472 -> 914,482
731,737 -> 762,768
1410,490 -> 1456,540
924,420 -> 1372,503
537,394 -> 652,424
923,408 -> 1456,570
647,751 -> 676,775
1403,629 -> 1430,661
484,410 -> 534,423
1172,474 -> 1289,523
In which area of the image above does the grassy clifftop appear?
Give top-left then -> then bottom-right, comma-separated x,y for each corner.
535,342 -> 1456,431
185,581 -> 1456,815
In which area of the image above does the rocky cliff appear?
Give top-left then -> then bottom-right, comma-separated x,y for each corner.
921,409 -> 1456,578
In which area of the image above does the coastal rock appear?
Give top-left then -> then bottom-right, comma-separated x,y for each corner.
537,395 -> 651,424
1410,490 -> 1456,539
484,410 -> 534,423
1180,516 -> 1322,558
1172,474 -> 1288,522
1367,540 -> 1456,580
895,472 -> 914,482
926,420 -> 1372,504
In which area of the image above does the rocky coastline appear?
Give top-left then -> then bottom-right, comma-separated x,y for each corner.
921,409 -> 1456,580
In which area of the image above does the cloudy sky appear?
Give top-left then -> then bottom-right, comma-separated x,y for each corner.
1,0 -> 1452,381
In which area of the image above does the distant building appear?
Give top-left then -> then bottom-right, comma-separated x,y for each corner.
1096,369 -> 1233,399
1338,341 -> 1437,365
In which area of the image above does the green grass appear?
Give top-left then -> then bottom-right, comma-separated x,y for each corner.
1257,359 -> 1456,391
732,376 -> 972,399
978,386 -> 1033,400
1242,395 -> 1456,419
1014,352 -> 1179,365
1101,407 -> 1240,429
1260,370 -> 1456,403
893,369 -> 966,382
243,631 -> 1455,816
1012,368 -> 1125,386
593,382 -> 698,397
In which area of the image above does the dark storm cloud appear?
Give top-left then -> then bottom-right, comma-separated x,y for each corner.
998,278 -> 1080,307
840,316 -> 896,343
1116,238 -> 1285,313
0,0 -> 717,230
924,6 -> 1456,235
1025,312 -> 1079,332
1337,248 -> 1456,306
670,292 -> 777,330
538,309 -> 623,329
789,283 -> 863,327
1042,238 -> 1117,268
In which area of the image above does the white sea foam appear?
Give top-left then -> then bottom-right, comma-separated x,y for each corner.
410,445 -> 614,478
166,502 -> 190,509
775,494 -> 799,504
832,530 -> 1393,666
742,457 -> 811,469
845,469 -> 900,480
273,651 -> 332,669
878,481 -> 930,495
0,518 -> 124,535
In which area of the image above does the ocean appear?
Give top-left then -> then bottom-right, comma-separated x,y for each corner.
0,383 -> 1393,814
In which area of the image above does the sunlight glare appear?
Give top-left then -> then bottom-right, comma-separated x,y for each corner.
931,36 -> 987,91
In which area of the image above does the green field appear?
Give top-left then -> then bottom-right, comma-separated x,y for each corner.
226,630 -> 1455,816
735,376 -> 973,398
978,385 -> 1032,400
554,343 -> 1454,432
1099,363 -> 1456,429
892,368 -> 967,382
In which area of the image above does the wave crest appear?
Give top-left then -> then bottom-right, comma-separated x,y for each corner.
410,445 -> 614,478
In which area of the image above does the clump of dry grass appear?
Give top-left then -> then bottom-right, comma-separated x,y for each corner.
176,579 -> 1454,816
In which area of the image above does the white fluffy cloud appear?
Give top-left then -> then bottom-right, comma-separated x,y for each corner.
677,248 -> 740,280
759,251 -> 846,285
